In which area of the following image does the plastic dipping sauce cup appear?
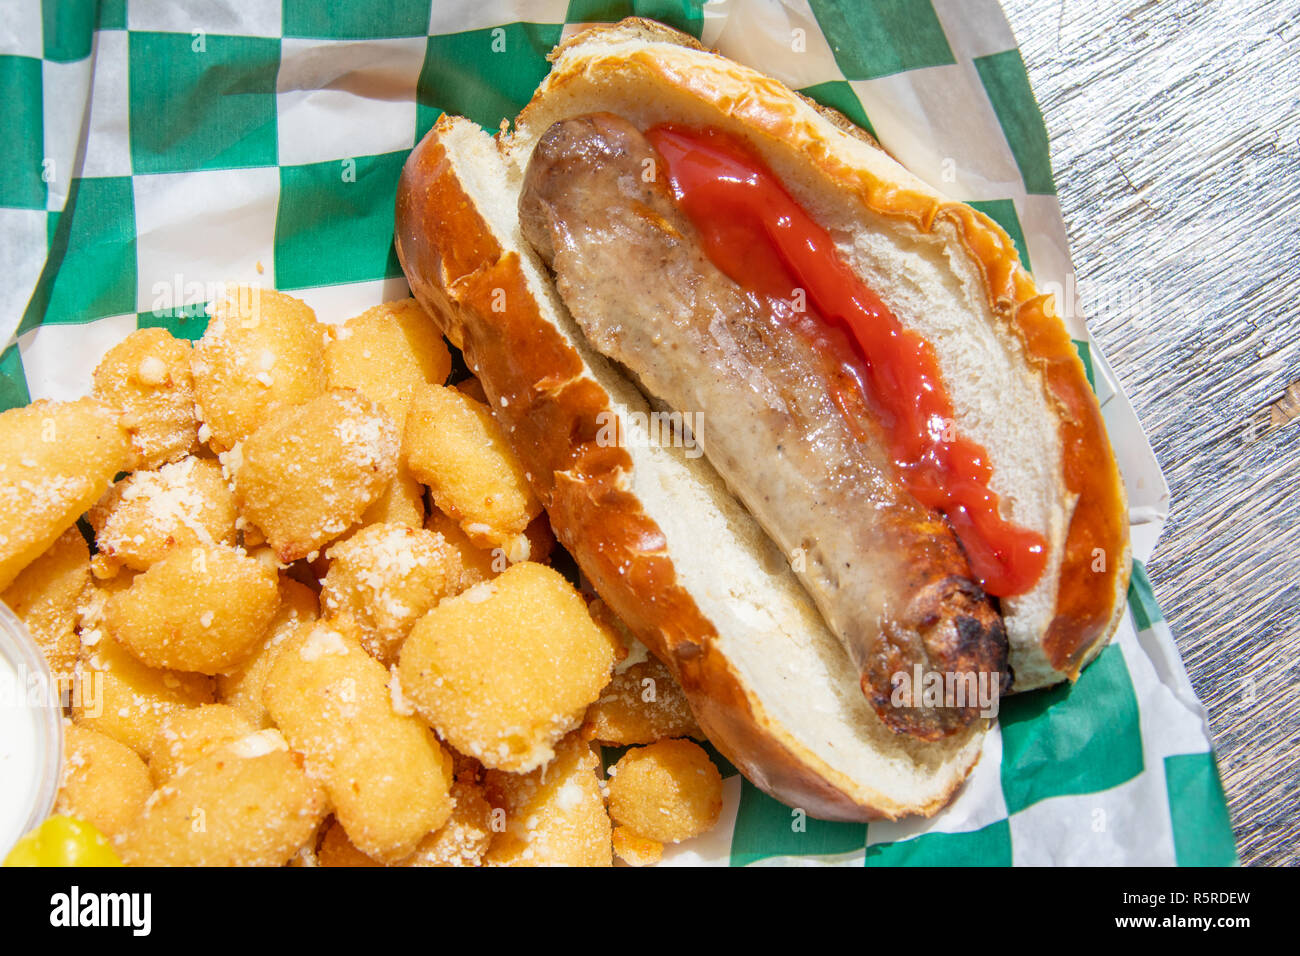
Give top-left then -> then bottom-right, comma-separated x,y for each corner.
0,601 -> 63,856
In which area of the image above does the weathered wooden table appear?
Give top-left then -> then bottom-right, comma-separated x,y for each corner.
1002,0 -> 1298,865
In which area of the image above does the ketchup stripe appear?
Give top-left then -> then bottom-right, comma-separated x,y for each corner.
645,123 -> 1047,597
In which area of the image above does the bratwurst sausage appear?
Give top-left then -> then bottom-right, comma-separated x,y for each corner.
519,113 -> 1008,739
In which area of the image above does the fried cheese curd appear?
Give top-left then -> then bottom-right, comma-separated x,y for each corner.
612,827 -> 664,868
398,561 -> 618,773
73,631 -> 217,756
92,327 -> 201,469
424,507 -> 498,588
117,730 -> 327,867
360,463 -> 426,529
403,383 -> 541,559
321,523 -> 463,665
216,579 -> 319,728
325,299 -> 452,433
230,389 -> 399,562
606,740 -> 723,848
483,734 -> 612,867
73,573 -> 216,755
56,723 -> 152,840
263,618 -> 455,862
0,398 -> 131,591
0,284 -> 736,867
1,526 -> 89,680
191,287 -> 327,452
145,703 -> 257,786
584,655 -> 702,747
103,545 -> 279,674
88,455 -> 237,572
316,778 -> 494,868
326,299 -> 450,535
419,507 -> 553,590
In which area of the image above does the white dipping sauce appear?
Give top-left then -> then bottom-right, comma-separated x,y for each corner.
0,603 -> 61,858
0,652 -> 40,853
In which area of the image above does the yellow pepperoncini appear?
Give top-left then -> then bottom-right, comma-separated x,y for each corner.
3,815 -> 122,867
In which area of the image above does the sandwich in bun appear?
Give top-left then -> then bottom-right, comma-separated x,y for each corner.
394,19 -> 1130,820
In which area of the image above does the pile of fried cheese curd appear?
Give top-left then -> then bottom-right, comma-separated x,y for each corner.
0,287 -> 725,867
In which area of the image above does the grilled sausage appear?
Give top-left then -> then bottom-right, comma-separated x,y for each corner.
518,113 -> 1009,739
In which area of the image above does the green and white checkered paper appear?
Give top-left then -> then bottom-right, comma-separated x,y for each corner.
0,0 -> 1235,866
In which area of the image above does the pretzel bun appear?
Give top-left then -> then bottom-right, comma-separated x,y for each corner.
394,19 -> 1129,820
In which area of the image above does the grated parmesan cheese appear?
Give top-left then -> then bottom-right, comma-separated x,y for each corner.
299,628 -> 349,661
228,729 -> 289,758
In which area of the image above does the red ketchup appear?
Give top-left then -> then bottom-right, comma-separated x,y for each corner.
644,124 -> 1047,598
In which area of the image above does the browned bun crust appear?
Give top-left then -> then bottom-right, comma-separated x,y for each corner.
396,121 -> 984,821
394,16 -> 1131,818
511,17 -> 1130,690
